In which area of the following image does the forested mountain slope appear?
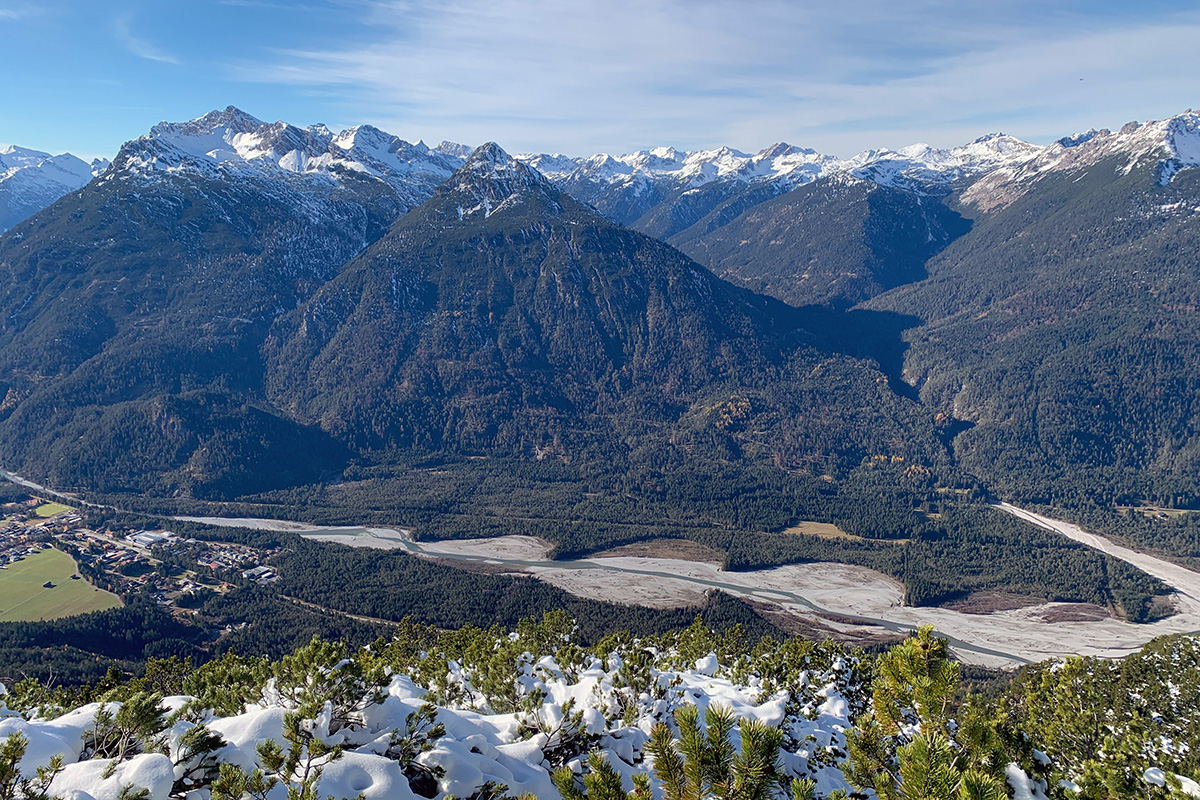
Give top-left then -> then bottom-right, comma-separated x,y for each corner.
670,175 -> 971,307
0,108 -> 462,497
259,142 -> 949,512
263,143 -> 919,459
868,118 -> 1200,508
0,109 -> 1196,623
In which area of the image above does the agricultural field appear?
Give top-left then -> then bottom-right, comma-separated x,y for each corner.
0,547 -> 121,621
33,501 -> 73,517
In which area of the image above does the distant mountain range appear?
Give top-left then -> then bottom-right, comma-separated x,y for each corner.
0,145 -> 108,233
2,105 -> 1199,523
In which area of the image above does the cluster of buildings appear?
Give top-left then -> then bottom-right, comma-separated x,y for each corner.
0,523 -> 53,565
126,529 -> 175,548
191,540 -> 278,579
1,498 -> 282,613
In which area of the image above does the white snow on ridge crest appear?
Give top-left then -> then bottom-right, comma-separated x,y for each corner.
518,142 -> 843,193
518,110 -> 1200,202
962,111 -> 1200,209
115,105 -> 470,200
0,145 -> 106,233
448,142 -> 552,218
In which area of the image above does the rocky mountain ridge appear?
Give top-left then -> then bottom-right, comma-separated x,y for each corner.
0,145 -> 108,233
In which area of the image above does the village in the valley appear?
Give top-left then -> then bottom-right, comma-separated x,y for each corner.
0,493 -> 280,621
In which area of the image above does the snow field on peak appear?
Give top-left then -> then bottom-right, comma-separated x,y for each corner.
0,146 -> 98,188
0,145 -> 108,233
960,111 -> 1200,210
116,108 -> 468,199
1038,113 -> 1200,183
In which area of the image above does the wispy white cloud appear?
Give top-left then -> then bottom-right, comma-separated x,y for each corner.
114,13 -> 180,65
225,0 -> 1200,155
0,3 -> 42,21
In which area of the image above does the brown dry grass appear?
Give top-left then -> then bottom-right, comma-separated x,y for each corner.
943,591 -> 1045,615
1038,604 -> 1112,623
593,539 -> 724,564
781,521 -> 863,541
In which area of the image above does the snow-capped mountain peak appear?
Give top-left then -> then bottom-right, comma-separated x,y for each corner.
446,142 -> 551,218
513,151 -> 580,179
106,107 -> 471,215
516,140 -> 843,196
840,133 -> 1044,193
0,144 -> 104,233
1042,113 -> 1200,177
961,111 -> 1200,210
149,105 -> 266,139
435,141 -> 474,159
1,144 -> 96,185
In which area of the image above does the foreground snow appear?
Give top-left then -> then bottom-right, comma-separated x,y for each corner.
1,649 -> 862,800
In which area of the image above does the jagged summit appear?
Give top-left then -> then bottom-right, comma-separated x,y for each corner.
148,105 -> 266,138
104,107 -> 470,214
0,144 -> 105,232
515,132 -> 1044,214
524,141 -> 839,190
438,141 -> 554,219
435,140 -> 474,159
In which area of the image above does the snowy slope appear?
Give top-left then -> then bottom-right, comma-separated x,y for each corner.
107,106 -> 469,214
0,145 -> 107,233
0,645 -> 865,800
962,111 -> 1200,210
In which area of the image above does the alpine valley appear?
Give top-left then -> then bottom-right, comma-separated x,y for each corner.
4,104 -> 1200,800
0,108 -> 1199,659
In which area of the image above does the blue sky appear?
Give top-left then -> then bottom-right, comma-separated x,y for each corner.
1,0 -> 1198,160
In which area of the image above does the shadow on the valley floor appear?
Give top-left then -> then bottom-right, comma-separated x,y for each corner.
788,304 -> 925,403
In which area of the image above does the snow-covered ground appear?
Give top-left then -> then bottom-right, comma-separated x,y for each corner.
0,645 -> 863,800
